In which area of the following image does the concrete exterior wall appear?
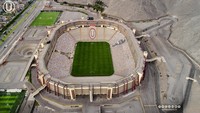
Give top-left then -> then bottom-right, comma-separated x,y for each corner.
44,78 -> 138,97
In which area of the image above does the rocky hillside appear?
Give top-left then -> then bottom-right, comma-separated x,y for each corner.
103,0 -> 167,21
166,0 -> 200,64
104,0 -> 200,65
63,0 -> 200,65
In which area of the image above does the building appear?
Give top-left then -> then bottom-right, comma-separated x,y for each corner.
35,19 -> 145,101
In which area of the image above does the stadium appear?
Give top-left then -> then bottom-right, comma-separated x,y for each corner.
35,19 -> 145,101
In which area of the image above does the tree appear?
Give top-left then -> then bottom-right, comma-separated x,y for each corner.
93,0 -> 105,12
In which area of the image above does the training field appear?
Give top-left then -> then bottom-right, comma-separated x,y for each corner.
0,91 -> 25,113
31,12 -> 60,26
71,42 -> 114,77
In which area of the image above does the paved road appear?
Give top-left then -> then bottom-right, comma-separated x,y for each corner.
0,0 -> 45,89
0,0 -> 44,64
140,63 -> 160,113
100,62 -> 161,113
140,40 -> 161,113
0,1 -> 45,112
138,16 -> 196,113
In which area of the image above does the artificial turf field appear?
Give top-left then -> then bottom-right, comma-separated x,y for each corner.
31,12 -> 60,26
0,91 -> 25,113
71,42 -> 114,77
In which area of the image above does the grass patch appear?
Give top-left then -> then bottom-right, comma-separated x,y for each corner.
31,12 -> 60,26
71,42 -> 114,77
0,91 -> 25,113
0,41 -> 3,45
34,101 -> 40,106
26,70 -> 32,83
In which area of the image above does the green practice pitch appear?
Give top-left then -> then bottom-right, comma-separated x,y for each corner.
0,91 -> 25,113
71,42 -> 114,77
31,12 -> 60,26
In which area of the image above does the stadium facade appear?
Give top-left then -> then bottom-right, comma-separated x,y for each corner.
35,19 -> 146,101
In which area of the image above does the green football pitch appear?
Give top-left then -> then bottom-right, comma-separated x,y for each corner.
0,91 -> 25,113
71,42 -> 114,77
31,12 -> 60,26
